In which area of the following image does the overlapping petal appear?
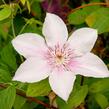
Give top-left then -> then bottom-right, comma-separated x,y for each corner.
12,33 -> 47,58
43,13 -> 68,47
68,28 -> 97,54
49,70 -> 76,101
13,57 -> 51,82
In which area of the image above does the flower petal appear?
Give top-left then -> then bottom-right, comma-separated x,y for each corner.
13,57 -> 51,83
49,70 -> 76,101
73,53 -> 109,77
12,33 -> 47,58
68,28 -> 97,54
43,13 -> 68,47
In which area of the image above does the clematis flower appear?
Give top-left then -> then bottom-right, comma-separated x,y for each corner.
12,13 -> 109,101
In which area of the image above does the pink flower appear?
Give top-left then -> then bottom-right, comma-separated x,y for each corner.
12,13 -> 109,101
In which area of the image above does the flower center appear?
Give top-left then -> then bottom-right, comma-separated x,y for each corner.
45,44 -> 74,70
55,52 -> 64,65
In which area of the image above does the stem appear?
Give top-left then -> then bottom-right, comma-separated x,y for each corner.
0,84 -> 58,109
80,76 -> 84,86
69,2 -> 109,14
10,3 -> 24,62
49,91 -> 57,109
19,22 -> 28,34
2,0 -> 6,4
19,55 -> 24,62
11,19 -> 16,38
19,19 -> 42,34
35,20 -> 43,26
11,10 -> 16,38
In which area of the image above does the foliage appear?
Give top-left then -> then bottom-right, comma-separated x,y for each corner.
0,0 -> 109,109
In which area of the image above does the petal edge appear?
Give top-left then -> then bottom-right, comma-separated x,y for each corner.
68,28 -> 98,54
43,13 -> 68,47
13,57 -> 51,83
49,70 -> 76,101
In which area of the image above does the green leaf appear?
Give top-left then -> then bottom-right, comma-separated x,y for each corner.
89,78 -> 109,93
95,93 -> 109,109
57,85 -> 88,109
91,0 -> 100,2
0,86 -> 16,109
0,68 -> 11,83
27,1 -> 31,13
68,10 -> 87,25
13,95 -> 26,109
0,6 -> 11,21
86,8 -> 109,34
22,102 -> 38,109
20,0 -> 26,5
23,23 -> 42,35
0,21 -> 11,40
0,44 -> 17,70
68,5 -> 100,25
26,79 -> 51,97
13,15 -> 25,35
31,1 -> 41,17
34,0 -> 44,2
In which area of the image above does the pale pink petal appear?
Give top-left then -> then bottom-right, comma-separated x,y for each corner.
43,13 -> 68,47
68,28 -> 97,54
49,70 -> 76,101
73,53 -> 109,77
12,33 -> 47,58
13,57 -> 51,83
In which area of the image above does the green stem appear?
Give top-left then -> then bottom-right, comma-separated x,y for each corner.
19,19 -> 43,34
35,20 -> 43,26
2,0 -> 6,4
80,76 -> 84,86
10,4 -> 24,62
11,18 -> 16,38
10,4 -> 16,38
19,55 -> 24,62
19,22 -> 28,34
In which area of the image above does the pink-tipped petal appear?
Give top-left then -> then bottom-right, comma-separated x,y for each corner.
13,57 -> 51,83
73,53 -> 109,77
68,28 -> 97,54
12,33 -> 47,58
49,70 -> 76,101
43,13 -> 68,47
